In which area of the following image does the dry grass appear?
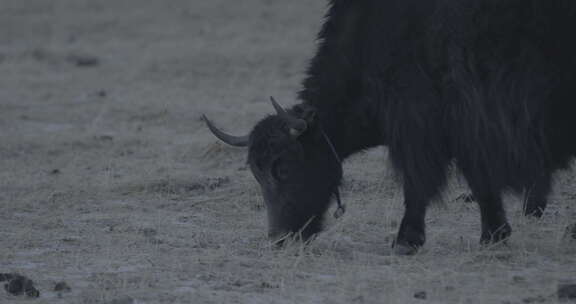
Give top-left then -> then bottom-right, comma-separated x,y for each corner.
1,1 -> 575,303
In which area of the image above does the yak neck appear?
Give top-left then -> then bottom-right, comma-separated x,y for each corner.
301,100 -> 383,161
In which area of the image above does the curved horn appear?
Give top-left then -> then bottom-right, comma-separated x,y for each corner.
269,97 -> 308,138
270,96 -> 288,116
202,115 -> 249,147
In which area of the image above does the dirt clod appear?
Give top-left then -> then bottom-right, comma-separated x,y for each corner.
414,291 -> 427,300
94,135 -> 114,142
66,53 -> 101,67
558,284 -> 576,300
97,90 -> 108,97
54,281 -> 70,298
0,273 -> 40,298
513,275 -> 526,283
54,281 -> 71,293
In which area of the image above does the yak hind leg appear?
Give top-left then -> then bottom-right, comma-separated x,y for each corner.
523,172 -> 552,218
476,193 -> 512,245
461,169 -> 512,245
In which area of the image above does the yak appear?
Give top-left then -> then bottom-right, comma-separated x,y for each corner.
204,0 -> 576,255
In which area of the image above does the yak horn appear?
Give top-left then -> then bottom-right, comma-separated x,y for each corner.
270,96 -> 289,116
269,97 -> 308,137
202,115 -> 249,147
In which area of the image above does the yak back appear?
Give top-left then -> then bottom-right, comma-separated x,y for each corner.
299,0 -> 576,194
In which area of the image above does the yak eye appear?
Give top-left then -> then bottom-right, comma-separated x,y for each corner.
272,160 -> 291,181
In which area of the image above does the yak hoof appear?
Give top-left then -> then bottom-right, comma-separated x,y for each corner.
391,240 -> 420,256
392,243 -> 419,255
480,223 -> 512,246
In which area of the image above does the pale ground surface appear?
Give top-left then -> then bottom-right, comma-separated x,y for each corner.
1,1 -> 575,303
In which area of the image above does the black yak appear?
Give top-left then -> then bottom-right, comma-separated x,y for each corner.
204,0 -> 576,254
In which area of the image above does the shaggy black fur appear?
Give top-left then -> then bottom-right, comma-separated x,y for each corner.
212,0 -> 576,253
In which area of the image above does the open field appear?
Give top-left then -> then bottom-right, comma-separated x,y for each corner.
1,1 -> 575,303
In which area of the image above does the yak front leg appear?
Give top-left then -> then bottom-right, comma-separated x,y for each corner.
393,164 -> 447,255
393,193 -> 428,255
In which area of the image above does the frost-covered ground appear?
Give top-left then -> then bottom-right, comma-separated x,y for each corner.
1,1 -> 575,303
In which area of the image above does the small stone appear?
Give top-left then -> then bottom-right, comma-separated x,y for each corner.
414,291 -> 427,300
260,281 -> 278,289
558,284 -> 576,300
50,169 -> 61,175
513,275 -> 526,283
54,281 -> 71,292
66,53 -> 100,67
94,135 -> 114,142
61,237 -> 79,243
96,90 -> 107,97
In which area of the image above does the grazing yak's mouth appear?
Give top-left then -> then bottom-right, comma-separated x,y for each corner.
268,193 -> 345,247
205,97 -> 347,247
268,217 -> 318,247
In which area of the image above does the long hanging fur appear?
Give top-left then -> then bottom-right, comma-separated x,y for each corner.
298,0 -> 576,198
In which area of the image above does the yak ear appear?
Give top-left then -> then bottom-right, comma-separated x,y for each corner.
292,104 -> 317,125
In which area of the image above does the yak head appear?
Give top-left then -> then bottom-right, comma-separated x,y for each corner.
203,99 -> 342,244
